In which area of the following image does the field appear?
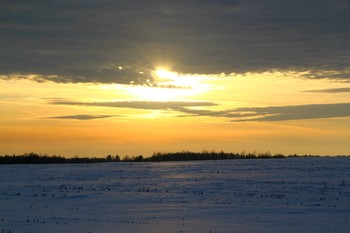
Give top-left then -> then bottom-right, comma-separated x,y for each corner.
1,157 -> 350,233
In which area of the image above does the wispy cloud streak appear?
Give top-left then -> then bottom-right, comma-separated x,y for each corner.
230,103 -> 350,122
49,100 -> 217,111
303,88 -> 350,93
45,114 -> 116,120
49,99 -> 350,122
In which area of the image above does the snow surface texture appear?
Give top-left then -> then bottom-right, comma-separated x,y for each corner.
1,157 -> 350,233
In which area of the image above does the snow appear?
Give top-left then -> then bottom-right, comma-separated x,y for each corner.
1,157 -> 350,233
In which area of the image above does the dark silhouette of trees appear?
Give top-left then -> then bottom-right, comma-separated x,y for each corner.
0,151 -> 330,164
0,153 -> 66,164
0,153 -> 120,164
143,150 -> 287,162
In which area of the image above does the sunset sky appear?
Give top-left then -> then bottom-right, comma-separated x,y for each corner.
1,0 -> 350,157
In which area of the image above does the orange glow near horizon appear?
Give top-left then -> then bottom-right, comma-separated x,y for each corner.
1,70 -> 350,157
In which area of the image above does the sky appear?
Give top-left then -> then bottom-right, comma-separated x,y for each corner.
1,0 -> 350,157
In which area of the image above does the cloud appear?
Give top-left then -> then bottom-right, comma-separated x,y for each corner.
301,70 -> 350,81
173,107 -> 257,119
45,114 -> 116,120
303,87 -> 350,93
1,0 -> 350,84
48,99 -> 350,122
179,102 -> 350,122
49,99 -> 217,111
230,102 -> 350,122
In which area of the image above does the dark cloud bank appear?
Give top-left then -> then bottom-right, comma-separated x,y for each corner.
1,0 -> 350,84
49,100 -> 350,122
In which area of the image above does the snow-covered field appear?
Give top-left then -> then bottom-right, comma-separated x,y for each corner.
1,157 -> 349,233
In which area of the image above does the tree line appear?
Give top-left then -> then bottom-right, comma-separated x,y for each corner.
0,153 -> 111,164
0,151 -> 327,164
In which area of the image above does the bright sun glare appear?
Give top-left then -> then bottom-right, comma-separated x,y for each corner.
125,68 -> 207,101
155,69 -> 179,80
